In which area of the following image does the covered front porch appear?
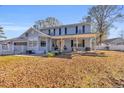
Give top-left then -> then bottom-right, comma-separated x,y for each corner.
50,34 -> 96,53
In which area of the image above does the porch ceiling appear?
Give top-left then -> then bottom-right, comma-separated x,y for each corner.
51,33 -> 96,39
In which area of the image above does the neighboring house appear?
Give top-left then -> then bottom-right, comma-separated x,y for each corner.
0,22 -> 96,55
96,38 -> 124,51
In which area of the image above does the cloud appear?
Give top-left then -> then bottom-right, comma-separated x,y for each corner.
0,21 -> 31,27
0,21 -> 32,38
0,22 -> 15,26
0,22 -> 30,31
3,25 -> 30,39
4,25 -> 29,31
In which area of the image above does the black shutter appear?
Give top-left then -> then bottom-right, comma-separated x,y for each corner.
71,40 -> 73,47
65,27 -> 67,35
54,29 -> 55,36
59,28 -> 61,35
82,25 -> 85,33
76,26 -> 78,34
48,29 -> 50,35
82,40 -> 85,47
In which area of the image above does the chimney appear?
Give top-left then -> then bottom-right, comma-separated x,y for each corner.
86,16 -> 91,23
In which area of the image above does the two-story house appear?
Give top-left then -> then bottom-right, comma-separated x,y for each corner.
0,21 -> 96,55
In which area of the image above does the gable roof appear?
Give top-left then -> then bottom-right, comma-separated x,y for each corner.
103,38 -> 124,45
19,27 -> 51,38
0,27 -> 51,43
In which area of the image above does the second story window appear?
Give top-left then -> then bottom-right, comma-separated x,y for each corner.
65,27 -> 67,35
82,25 -> 85,33
76,26 -> 78,34
59,28 -> 61,35
48,29 -> 50,35
53,29 -> 55,36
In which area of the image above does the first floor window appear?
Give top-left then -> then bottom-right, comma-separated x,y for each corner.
41,41 -> 46,47
29,41 -> 37,47
2,44 -> 8,50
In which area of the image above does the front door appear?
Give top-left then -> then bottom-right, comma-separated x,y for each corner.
71,40 -> 74,51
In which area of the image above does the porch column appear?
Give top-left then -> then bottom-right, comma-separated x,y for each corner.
63,39 -> 65,52
76,37 -> 79,51
12,42 -> 15,54
49,39 -> 52,51
60,38 -> 63,52
46,37 -> 48,53
90,38 -> 92,51
94,37 -> 97,51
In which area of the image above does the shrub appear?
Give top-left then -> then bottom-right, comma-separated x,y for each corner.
47,52 -> 55,57
85,47 -> 91,51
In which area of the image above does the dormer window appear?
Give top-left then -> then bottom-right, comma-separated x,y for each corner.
25,33 -> 28,37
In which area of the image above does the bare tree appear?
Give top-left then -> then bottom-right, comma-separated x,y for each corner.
33,17 -> 62,29
0,26 -> 6,40
119,30 -> 124,39
88,5 -> 124,45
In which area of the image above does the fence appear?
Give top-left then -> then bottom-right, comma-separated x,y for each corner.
96,44 -> 124,51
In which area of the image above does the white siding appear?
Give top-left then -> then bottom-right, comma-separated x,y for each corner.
0,43 -> 13,55
66,26 -> 76,35
40,24 -> 91,36
55,28 -> 59,36
85,25 -> 91,33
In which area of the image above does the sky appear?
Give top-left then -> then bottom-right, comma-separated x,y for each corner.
0,5 -> 124,39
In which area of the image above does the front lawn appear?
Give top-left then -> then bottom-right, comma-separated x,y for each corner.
0,51 -> 124,88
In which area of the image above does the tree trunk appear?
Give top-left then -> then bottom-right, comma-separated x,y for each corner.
99,34 -> 102,45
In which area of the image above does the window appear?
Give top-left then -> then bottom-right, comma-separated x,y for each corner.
52,43 -> 54,47
71,40 -> 73,47
14,42 -> 27,46
31,31 -> 35,34
25,33 -> 28,37
76,26 -> 78,34
59,28 -> 61,35
65,27 -> 67,35
2,44 -> 8,50
82,25 -> 85,33
82,40 -> 85,47
41,41 -> 46,47
48,29 -> 50,35
53,29 -> 55,36
29,41 -> 37,47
